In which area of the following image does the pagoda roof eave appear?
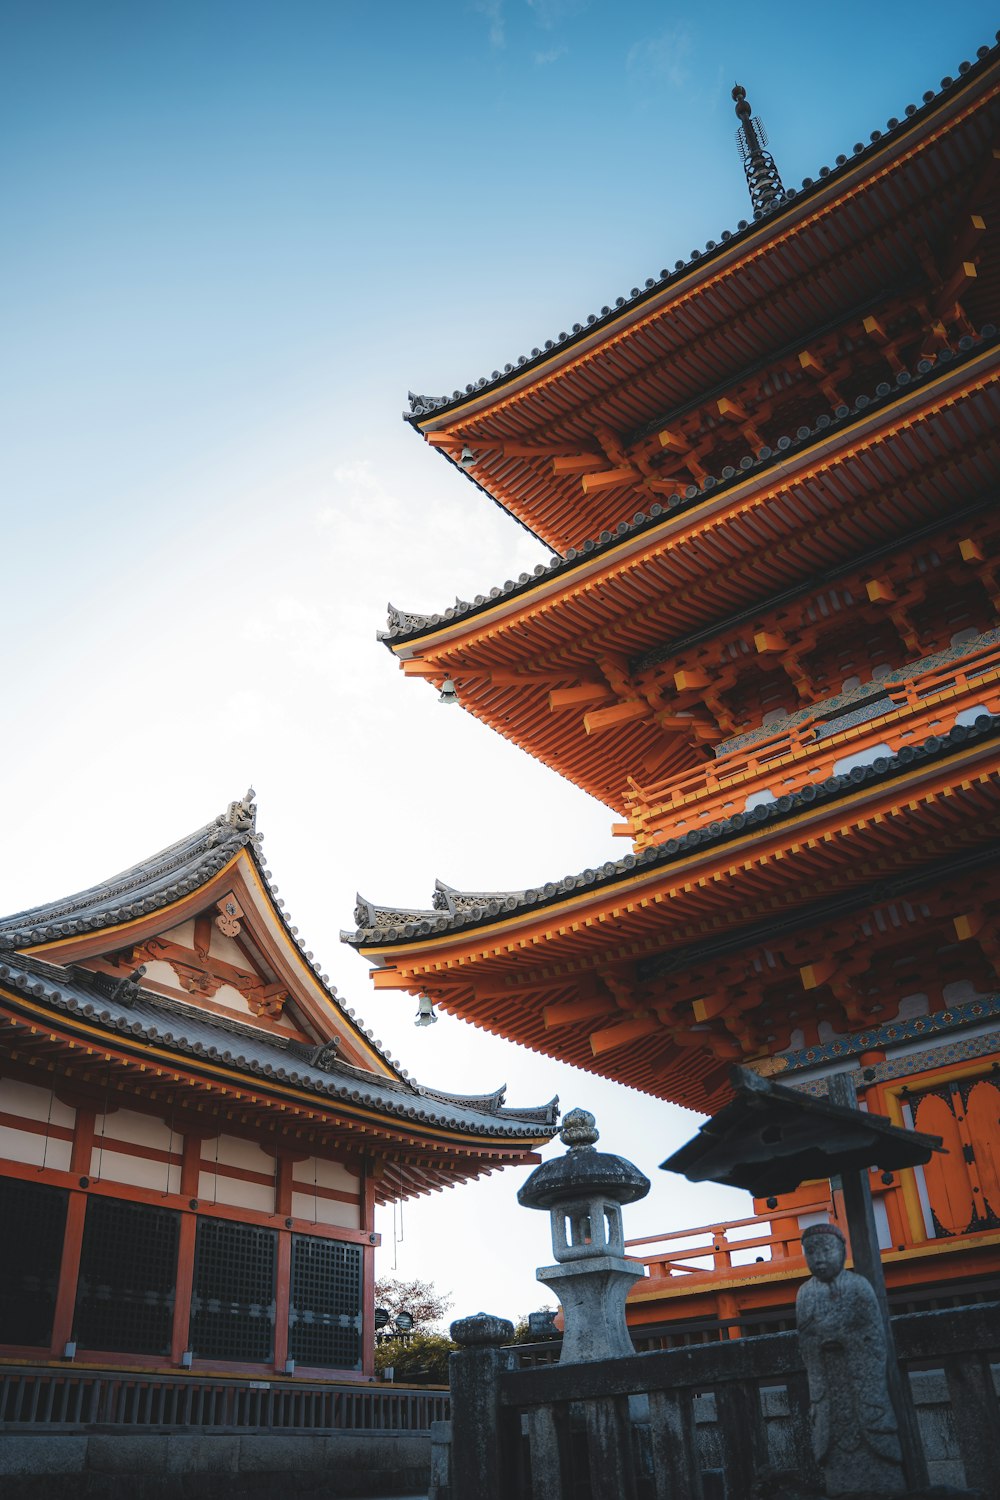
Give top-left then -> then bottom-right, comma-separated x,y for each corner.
404,41 -> 999,434
343,714 -> 1000,954
0,950 -> 558,1146
382,332 -> 1000,656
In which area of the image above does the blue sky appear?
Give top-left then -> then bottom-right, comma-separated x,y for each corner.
2,1 -> 997,1320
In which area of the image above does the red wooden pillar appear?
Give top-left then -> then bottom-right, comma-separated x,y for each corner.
274,1232 -> 291,1373
50,1106 -> 96,1356
273,1154 -> 294,1372
361,1161 -> 377,1377
50,1192 -> 86,1357
171,1215 -> 198,1365
171,1134 -> 204,1364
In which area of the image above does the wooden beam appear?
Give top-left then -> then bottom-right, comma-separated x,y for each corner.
371,970 -> 410,990
543,996 -> 613,1029
800,959 -> 838,990
590,1015 -> 660,1056
673,668 -> 711,692
933,260 -> 977,319
691,994 -> 730,1023
753,630 -> 785,654
552,454 -> 608,475
583,699 -> 651,735
549,683 -> 614,711
401,661 -> 443,679
581,466 -> 639,493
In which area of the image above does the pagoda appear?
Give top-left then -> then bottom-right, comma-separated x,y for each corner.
346,40 -> 1000,1339
0,791 -> 556,1377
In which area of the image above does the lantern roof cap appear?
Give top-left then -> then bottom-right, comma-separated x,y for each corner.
517,1108 -> 650,1211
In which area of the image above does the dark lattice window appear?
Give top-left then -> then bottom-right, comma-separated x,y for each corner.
0,1177 -> 68,1347
288,1234 -> 362,1370
189,1218 -> 275,1362
74,1196 -> 179,1356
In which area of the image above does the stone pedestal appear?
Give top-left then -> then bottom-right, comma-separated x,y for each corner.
536,1254 -> 644,1363
517,1107 -> 651,1367
447,1313 -> 514,1500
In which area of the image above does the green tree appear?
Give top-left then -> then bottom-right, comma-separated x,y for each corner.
374,1275 -> 453,1331
374,1330 -> 455,1384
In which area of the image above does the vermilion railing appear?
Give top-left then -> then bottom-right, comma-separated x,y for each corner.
626,635 -> 1000,845
625,1200 -> 834,1278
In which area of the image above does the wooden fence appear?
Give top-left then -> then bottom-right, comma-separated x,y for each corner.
0,1363 -> 448,1433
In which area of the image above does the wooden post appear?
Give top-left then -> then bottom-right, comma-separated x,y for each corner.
826,1072 -> 929,1490
171,1212 -> 197,1365
361,1160 -> 377,1378
50,1189 -> 87,1356
273,1229 -> 291,1373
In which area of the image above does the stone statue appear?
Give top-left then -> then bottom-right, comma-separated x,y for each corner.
795,1223 -> 905,1497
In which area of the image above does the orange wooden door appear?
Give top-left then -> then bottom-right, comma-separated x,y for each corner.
912,1088 -> 976,1236
964,1077 -> 1000,1224
912,1073 -> 1000,1237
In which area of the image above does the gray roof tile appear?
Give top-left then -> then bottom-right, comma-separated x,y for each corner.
344,715 -> 1000,946
0,953 -> 558,1139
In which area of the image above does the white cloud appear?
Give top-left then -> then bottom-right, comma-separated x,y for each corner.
533,45 -> 567,65
626,24 -> 694,91
473,0 -> 505,49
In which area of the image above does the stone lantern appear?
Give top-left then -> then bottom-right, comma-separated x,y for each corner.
517,1107 -> 650,1363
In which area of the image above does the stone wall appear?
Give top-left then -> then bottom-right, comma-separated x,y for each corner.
0,1431 -> 430,1498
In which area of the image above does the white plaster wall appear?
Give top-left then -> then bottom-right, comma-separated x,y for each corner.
94,1145 -> 181,1194
198,1135 -> 276,1211
290,1189 -> 360,1228
161,920 -> 196,948
96,1108 -> 172,1149
0,1122 -> 71,1171
140,959 -> 184,992
0,1076 -> 75,1128
291,1156 -> 359,1193
198,1169 -> 274,1212
214,1134 -> 275,1173
208,930 -> 246,967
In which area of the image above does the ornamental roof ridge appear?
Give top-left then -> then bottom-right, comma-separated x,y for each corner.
344,713 -> 1000,946
403,38 -> 999,425
0,952 -> 558,1139
382,326 -> 999,645
0,793 -> 410,1085
432,878 -> 529,915
0,789 -> 260,941
352,893 -> 441,930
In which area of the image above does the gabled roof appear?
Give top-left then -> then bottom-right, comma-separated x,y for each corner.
0,791 -> 400,1077
0,951 -> 557,1145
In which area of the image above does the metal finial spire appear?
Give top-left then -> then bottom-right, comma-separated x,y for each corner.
732,83 -> 785,216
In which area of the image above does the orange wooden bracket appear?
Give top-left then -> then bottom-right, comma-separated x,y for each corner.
543,996 -> 613,1029
401,661 -> 442,678
581,466 -> 639,493
590,1014 -> 660,1056
583,699 -> 651,735
371,969 -> 409,990
549,683 -> 614,711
